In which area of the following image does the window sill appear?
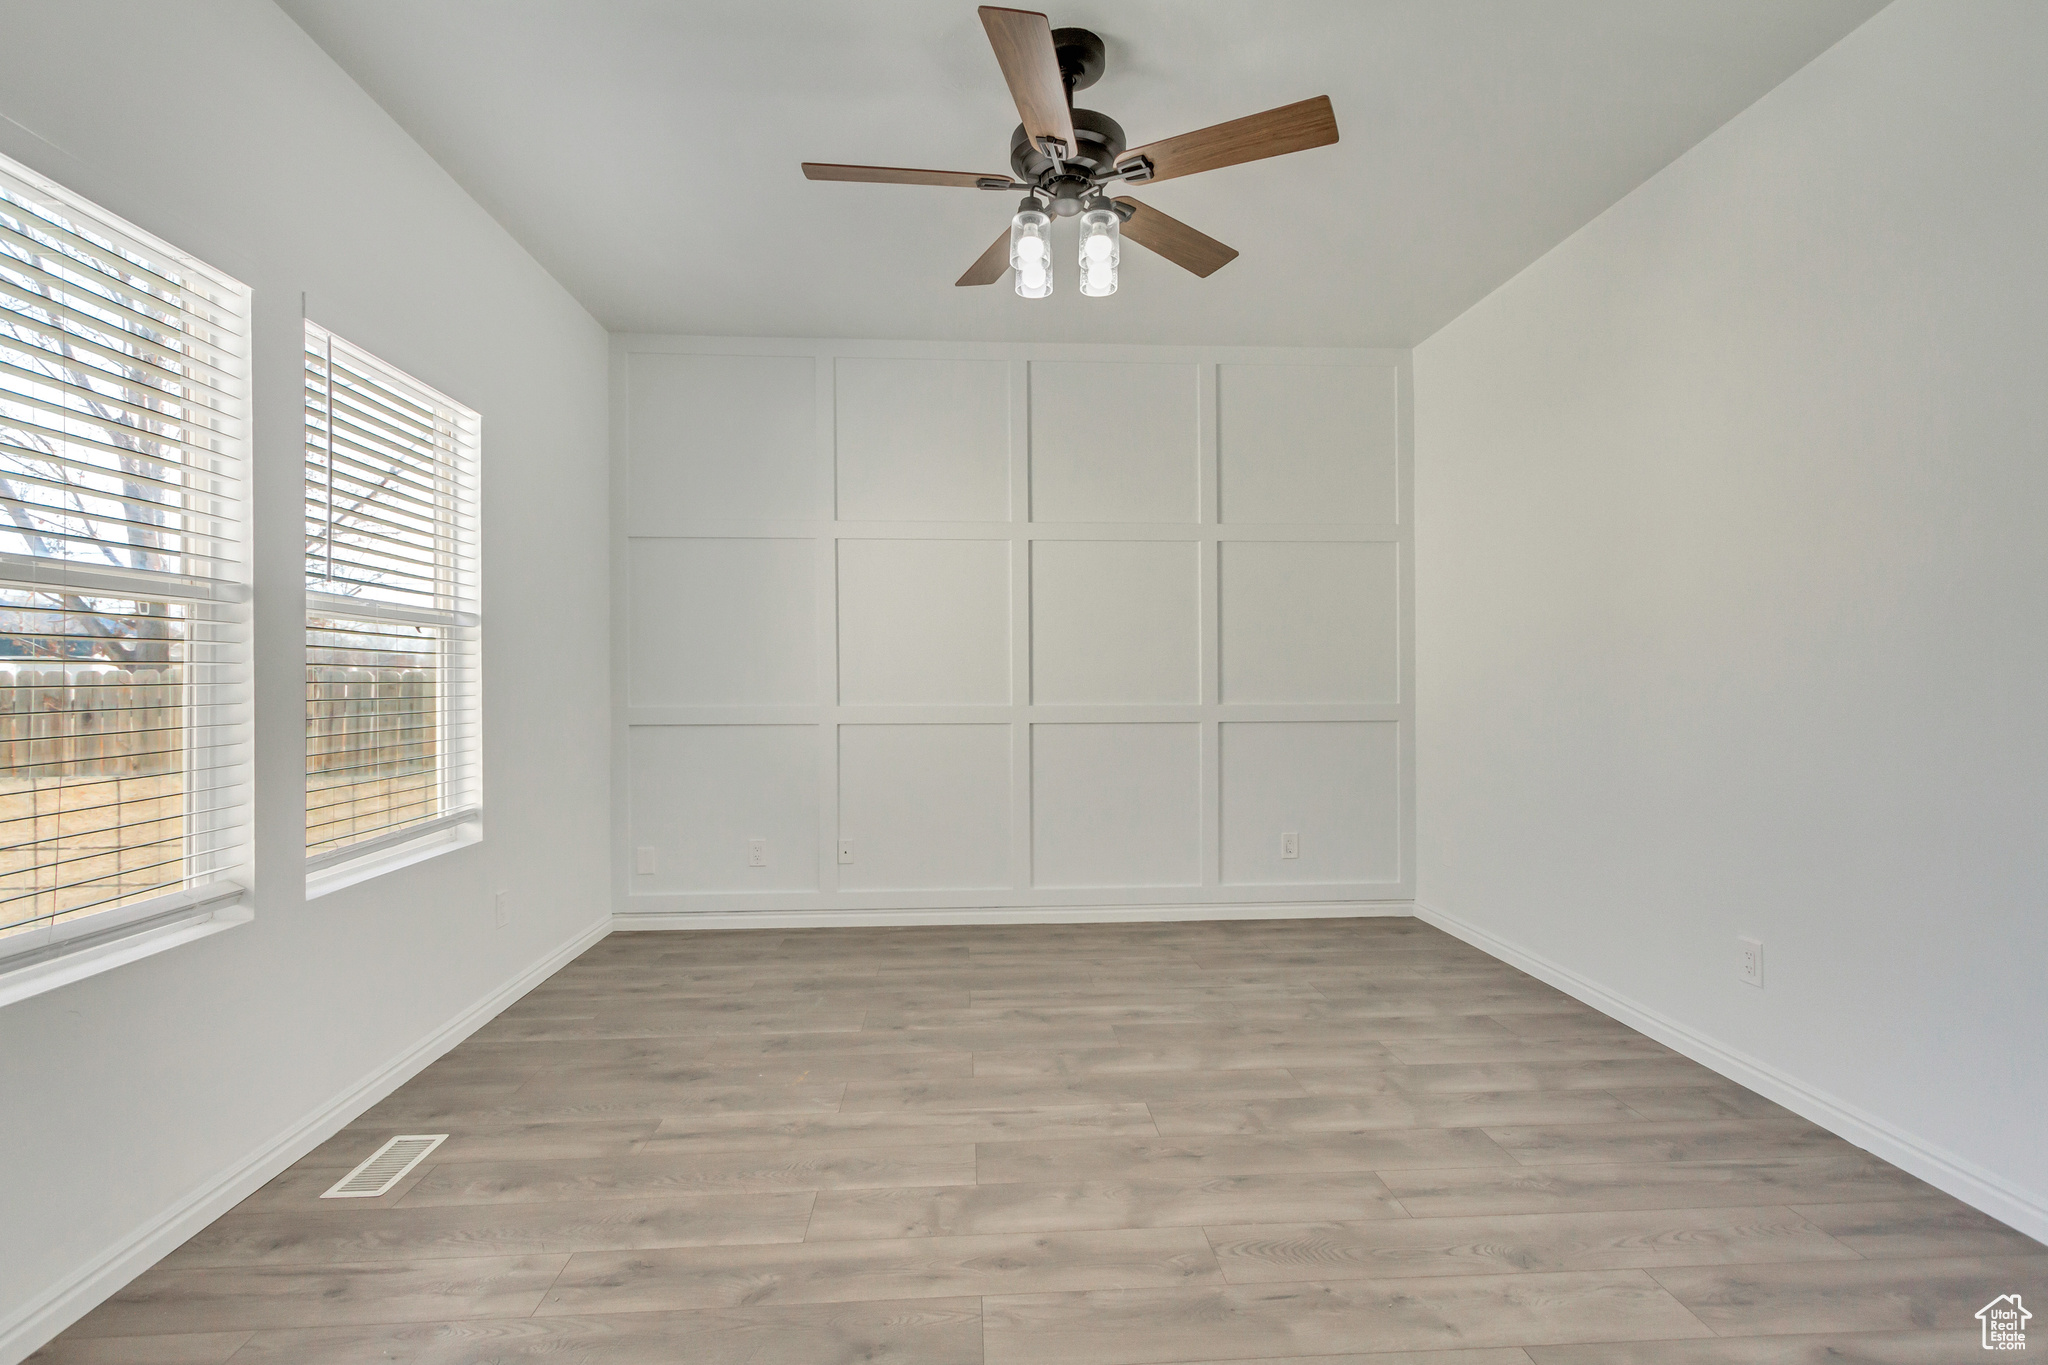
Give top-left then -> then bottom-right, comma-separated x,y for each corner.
0,885 -> 251,1009
306,819 -> 482,900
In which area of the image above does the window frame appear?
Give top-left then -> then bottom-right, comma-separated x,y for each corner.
301,321 -> 481,889
0,152 -> 252,1004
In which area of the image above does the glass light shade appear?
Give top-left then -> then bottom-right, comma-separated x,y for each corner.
1011,206 -> 1053,297
1077,206 -> 1120,267
1077,204 -> 1119,297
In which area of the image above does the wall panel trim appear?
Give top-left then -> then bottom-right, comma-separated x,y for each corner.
615,900 -> 1413,931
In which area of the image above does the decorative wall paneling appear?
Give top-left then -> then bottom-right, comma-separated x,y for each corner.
611,338 -> 1412,921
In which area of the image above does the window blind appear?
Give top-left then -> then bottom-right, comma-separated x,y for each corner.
0,153 -> 250,969
304,323 -> 479,869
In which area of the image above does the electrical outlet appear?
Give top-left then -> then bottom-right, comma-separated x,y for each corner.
838,838 -> 855,865
1737,936 -> 1764,987
1280,831 -> 1300,860
493,890 -> 510,929
634,846 -> 656,876
748,838 -> 767,868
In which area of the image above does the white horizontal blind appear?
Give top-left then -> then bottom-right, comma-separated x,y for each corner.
0,153 -> 250,965
304,323 -> 479,866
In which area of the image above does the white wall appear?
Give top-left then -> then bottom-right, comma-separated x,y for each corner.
1415,0 -> 2048,1238
613,338 -> 1413,922
0,2 -> 611,1356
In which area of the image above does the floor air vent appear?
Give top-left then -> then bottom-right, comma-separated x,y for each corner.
319,1134 -> 447,1199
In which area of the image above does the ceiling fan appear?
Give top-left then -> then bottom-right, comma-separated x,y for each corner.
801,6 -> 1338,297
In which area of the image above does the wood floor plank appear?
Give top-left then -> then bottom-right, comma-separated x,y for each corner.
1479,1119 -> 1857,1166
636,1103 -> 1161,1153
806,1173 -> 1406,1239
1522,1329 -> 1988,1363
1606,1085 -> 1798,1121
398,1147 -> 975,1205
1115,1018 -> 1520,1045
540,1227 -> 1222,1313
1370,1059 -> 1730,1094
1207,1205 -> 1859,1283
352,1081 -> 850,1127
66,1256 -> 568,1337
1149,1091 -> 1645,1137
1381,1037 -> 1676,1065
1486,1014 -> 1652,1041
842,1068 -> 1308,1112
1165,1353 -> 1535,1365
977,1131 -> 1516,1183
161,1191 -> 817,1266
22,1331 -> 252,1364
971,1041 -> 1396,1075
1790,1197 -> 2048,1258
219,1297 -> 984,1364
864,1004 -> 1249,1030
1380,1156 -> 1934,1218
1648,1253 -> 2048,1335
981,1272 -> 1714,1364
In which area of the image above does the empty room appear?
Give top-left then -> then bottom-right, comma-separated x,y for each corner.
1,1 -> 2043,1361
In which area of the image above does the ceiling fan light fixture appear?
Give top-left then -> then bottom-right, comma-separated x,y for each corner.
1078,197 -> 1119,297
1011,196 -> 1053,297
802,10 -> 1339,296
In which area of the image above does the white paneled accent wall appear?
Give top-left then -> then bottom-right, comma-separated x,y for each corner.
612,337 -> 1412,921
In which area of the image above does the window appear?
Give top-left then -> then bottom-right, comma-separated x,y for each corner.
0,153 -> 251,989
303,323 -> 479,874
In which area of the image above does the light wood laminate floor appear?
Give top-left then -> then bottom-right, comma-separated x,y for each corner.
35,919 -> 2046,1363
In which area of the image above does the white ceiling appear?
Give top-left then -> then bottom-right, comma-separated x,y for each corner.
275,0 -> 1885,347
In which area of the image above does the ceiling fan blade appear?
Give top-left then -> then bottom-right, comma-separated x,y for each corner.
803,163 -> 1014,188
978,7 -> 1077,156
1114,198 -> 1239,277
956,229 -> 1014,287
1114,95 -> 1338,184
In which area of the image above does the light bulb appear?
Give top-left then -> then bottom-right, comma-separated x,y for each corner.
1076,199 -> 1120,297
1010,198 -> 1053,299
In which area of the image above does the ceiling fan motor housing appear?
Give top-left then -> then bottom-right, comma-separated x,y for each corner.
1010,107 -> 1126,213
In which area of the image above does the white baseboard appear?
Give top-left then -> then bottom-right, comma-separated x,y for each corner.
0,916 -> 612,1365
613,900 -> 1412,931
1414,899 -> 2048,1246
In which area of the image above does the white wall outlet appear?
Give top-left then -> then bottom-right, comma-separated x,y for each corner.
634,846 -> 656,876
838,838 -> 855,865
1280,831 -> 1301,860
748,838 -> 768,868
493,890 -> 510,929
1737,936 -> 1764,987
